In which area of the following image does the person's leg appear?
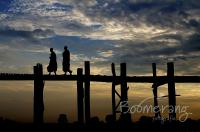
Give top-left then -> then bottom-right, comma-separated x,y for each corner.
49,72 -> 51,75
66,69 -> 72,75
68,64 -> 72,75
54,71 -> 56,75
69,70 -> 72,75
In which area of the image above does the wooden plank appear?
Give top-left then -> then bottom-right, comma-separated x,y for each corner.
120,63 -> 128,114
77,68 -> 84,124
111,63 -> 116,120
1,74 -> 200,83
152,63 -> 161,118
167,62 -> 176,121
33,64 -> 44,124
85,61 -> 90,123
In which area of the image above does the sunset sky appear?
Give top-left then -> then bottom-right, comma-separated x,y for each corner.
0,0 -> 200,123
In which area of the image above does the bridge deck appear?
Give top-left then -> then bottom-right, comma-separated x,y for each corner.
0,74 -> 200,83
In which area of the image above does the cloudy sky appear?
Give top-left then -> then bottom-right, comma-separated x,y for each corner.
0,0 -> 200,123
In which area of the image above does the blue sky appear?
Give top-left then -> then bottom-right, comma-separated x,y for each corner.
0,0 -> 200,75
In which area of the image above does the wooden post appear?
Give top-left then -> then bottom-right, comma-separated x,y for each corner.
120,63 -> 128,114
111,63 -> 116,121
152,63 -> 161,119
33,63 -> 44,124
77,68 -> 84,124
167,62 -> 176,121
85,61 -> 90,123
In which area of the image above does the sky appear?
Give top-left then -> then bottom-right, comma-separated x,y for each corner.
0,0 -> 200,123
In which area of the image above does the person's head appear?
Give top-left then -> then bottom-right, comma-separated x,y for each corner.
50,48 -> 53,52
64,46 -> 68,50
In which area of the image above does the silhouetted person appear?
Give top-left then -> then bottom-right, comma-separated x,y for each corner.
47,48 -> 57,75
62,46 -> 72,75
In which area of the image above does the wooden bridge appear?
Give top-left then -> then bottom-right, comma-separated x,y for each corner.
0,61 -> 200,124
0,73 -> 200,83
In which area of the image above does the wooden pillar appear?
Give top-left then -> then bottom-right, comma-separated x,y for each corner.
77,68 -> 84,124
120,63 -> 128,114
111,63 -> 116,120
85,61 -> 90,123
33,63 -> 44,124
167,62 -> 176,121
152,63 -> 161,118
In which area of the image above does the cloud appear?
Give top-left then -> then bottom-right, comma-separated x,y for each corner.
0,0 -> 200,76
98,50 -> 113,58
0,27 -> 55,39
0,0 -> 198,43
0,13 -> 7,20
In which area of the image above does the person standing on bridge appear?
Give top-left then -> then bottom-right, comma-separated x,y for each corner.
47,48 -> 57,75
62,46 -> 72,75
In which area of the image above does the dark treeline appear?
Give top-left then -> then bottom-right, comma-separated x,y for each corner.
1,115 -> 200,131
